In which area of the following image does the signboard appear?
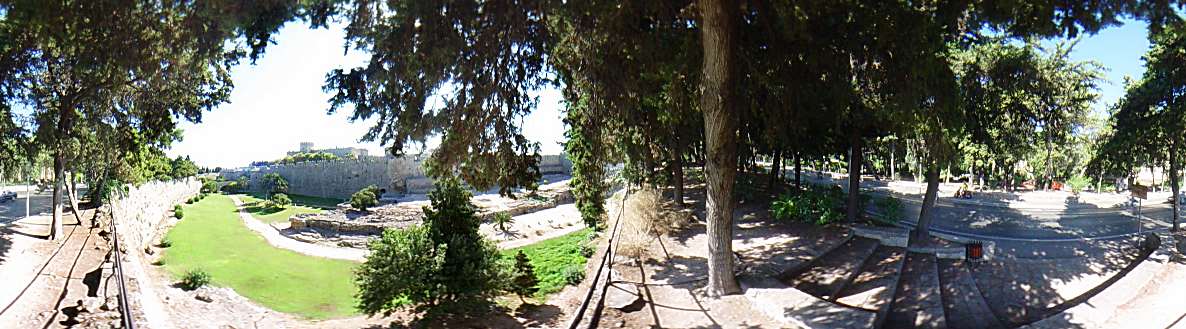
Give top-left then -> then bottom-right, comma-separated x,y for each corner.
1131,184 -> 1149,200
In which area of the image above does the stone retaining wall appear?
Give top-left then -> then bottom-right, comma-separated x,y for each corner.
109,178 -> 201,251
221,154 -> 572,199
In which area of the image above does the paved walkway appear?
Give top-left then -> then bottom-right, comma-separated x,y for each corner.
230,196 -> 368,261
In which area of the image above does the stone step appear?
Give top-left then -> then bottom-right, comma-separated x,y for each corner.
742,276 -> 877,329
885,252 -> 947,329
836,246 -> 906,327
781,237 -> 881,300
938,259 -> 1006,329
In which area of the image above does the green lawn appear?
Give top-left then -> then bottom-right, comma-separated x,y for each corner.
238,194 -> 322,223
163,194 -> 359,319
247,192 -> 343,209
502,228 -> 592,297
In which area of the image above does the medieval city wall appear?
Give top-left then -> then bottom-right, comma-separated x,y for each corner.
221,154 -> 572,199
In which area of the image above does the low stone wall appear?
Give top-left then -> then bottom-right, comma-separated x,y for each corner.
109,178 -> 201,251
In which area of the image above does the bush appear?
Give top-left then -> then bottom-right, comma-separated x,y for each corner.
350,185 -> 380,211
158,237 -> 172,248
1067,176 -> 1092,194
355,177 -> 503,315
263,173 -> 289,197
510,251 -> 540,301
562,265 -> 585,285
270,193 -> 292,209
173,205 -> 184,219
769,184 -> 844,225
179,268 -> 211,291
493,212 -> 514,232
874,196 -> 903,224
615,188 -> 679,259
200,178 -> 220,194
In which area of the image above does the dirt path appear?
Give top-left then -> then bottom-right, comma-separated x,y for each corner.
232,195 -> 587,261
230,196 -> 368,261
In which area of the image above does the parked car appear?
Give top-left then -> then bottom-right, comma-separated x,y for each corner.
0,191 -> 15,202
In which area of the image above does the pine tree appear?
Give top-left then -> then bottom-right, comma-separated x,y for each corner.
510,251 -> 540,302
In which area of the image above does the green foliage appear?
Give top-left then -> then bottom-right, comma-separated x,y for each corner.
349,185 -> 380,212
510,251 -> 540,300
179,268 -> 211,291
275,152 -> 343,164
874,197 -> 904,224
159,237 -> 172,248
262,173 -> 288,196
1066,176 -> 1092,194
769,185 -> 844,226
493,212 -> 514,232
269,193 -> 292,210
562,265 -> 586,286
200,178 -> 220,194
174,205 -> 184,219
171,156 -> 199,179
354,225 -> 444,315
355,177 -> 504,315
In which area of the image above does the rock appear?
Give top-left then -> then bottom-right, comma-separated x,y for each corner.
195,293 -> 213,303
604,275 -> 642,310
77,297 -> 104,313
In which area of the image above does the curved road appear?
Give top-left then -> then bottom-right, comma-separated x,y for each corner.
799,172 -> 1178,241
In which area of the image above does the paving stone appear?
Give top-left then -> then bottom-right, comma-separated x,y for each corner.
742,276 -> 877,329
837,246 -> 905,311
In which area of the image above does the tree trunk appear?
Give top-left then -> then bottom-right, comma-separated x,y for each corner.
697,0 -> 741,297
768,149 -> 782,191
51,152 -> 64,240
847,129 -> 863,223
672,146 -> 686,207
795,151 -> 802,188
890,140 -> 896,181
912,157 -> 941,246
1170,141 -> 1180,232
1045,134 -> 1054,190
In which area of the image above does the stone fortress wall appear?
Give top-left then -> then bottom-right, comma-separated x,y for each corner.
109,178 -> 201,251
221,154 -> 572,200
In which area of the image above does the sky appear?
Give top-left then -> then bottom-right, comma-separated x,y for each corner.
168,19 -> 1152,169
166,22 -> 567,169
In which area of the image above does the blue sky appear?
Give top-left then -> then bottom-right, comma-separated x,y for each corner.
168,19 -> 1152,169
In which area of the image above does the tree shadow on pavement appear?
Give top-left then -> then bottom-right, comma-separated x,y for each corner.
0,229 -> 12,266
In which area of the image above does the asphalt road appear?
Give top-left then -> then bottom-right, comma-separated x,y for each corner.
797,172 -> 1181,241
0,189 -> 61,224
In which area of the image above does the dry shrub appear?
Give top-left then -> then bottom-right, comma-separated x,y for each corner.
613,187 -> 682,260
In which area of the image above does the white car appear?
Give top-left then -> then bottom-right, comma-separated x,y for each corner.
0,191 -> 15,202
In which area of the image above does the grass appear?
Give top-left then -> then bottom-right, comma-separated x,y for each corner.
247,191 -> 343,209
501,228 -> 592,298
238,194 -> 322,223
163,194 -> 359,319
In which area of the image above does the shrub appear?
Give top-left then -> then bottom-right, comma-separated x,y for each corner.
494,212 -> 514,232
509,251 -> 540,301
769,184 -> 844,225
270,193 -> 292,209
615,188 -> 679,259
262,173 -> 289,197
179,268 -> 211,291
158,237 -> 172,248
355,177 -> 503,315
874,196 -> 903,224
173,205 -> 184,219
200,178 -> 219,194
350,185 -> 380,211
562,265 -> 585,285
1067,176 -> 1092,194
